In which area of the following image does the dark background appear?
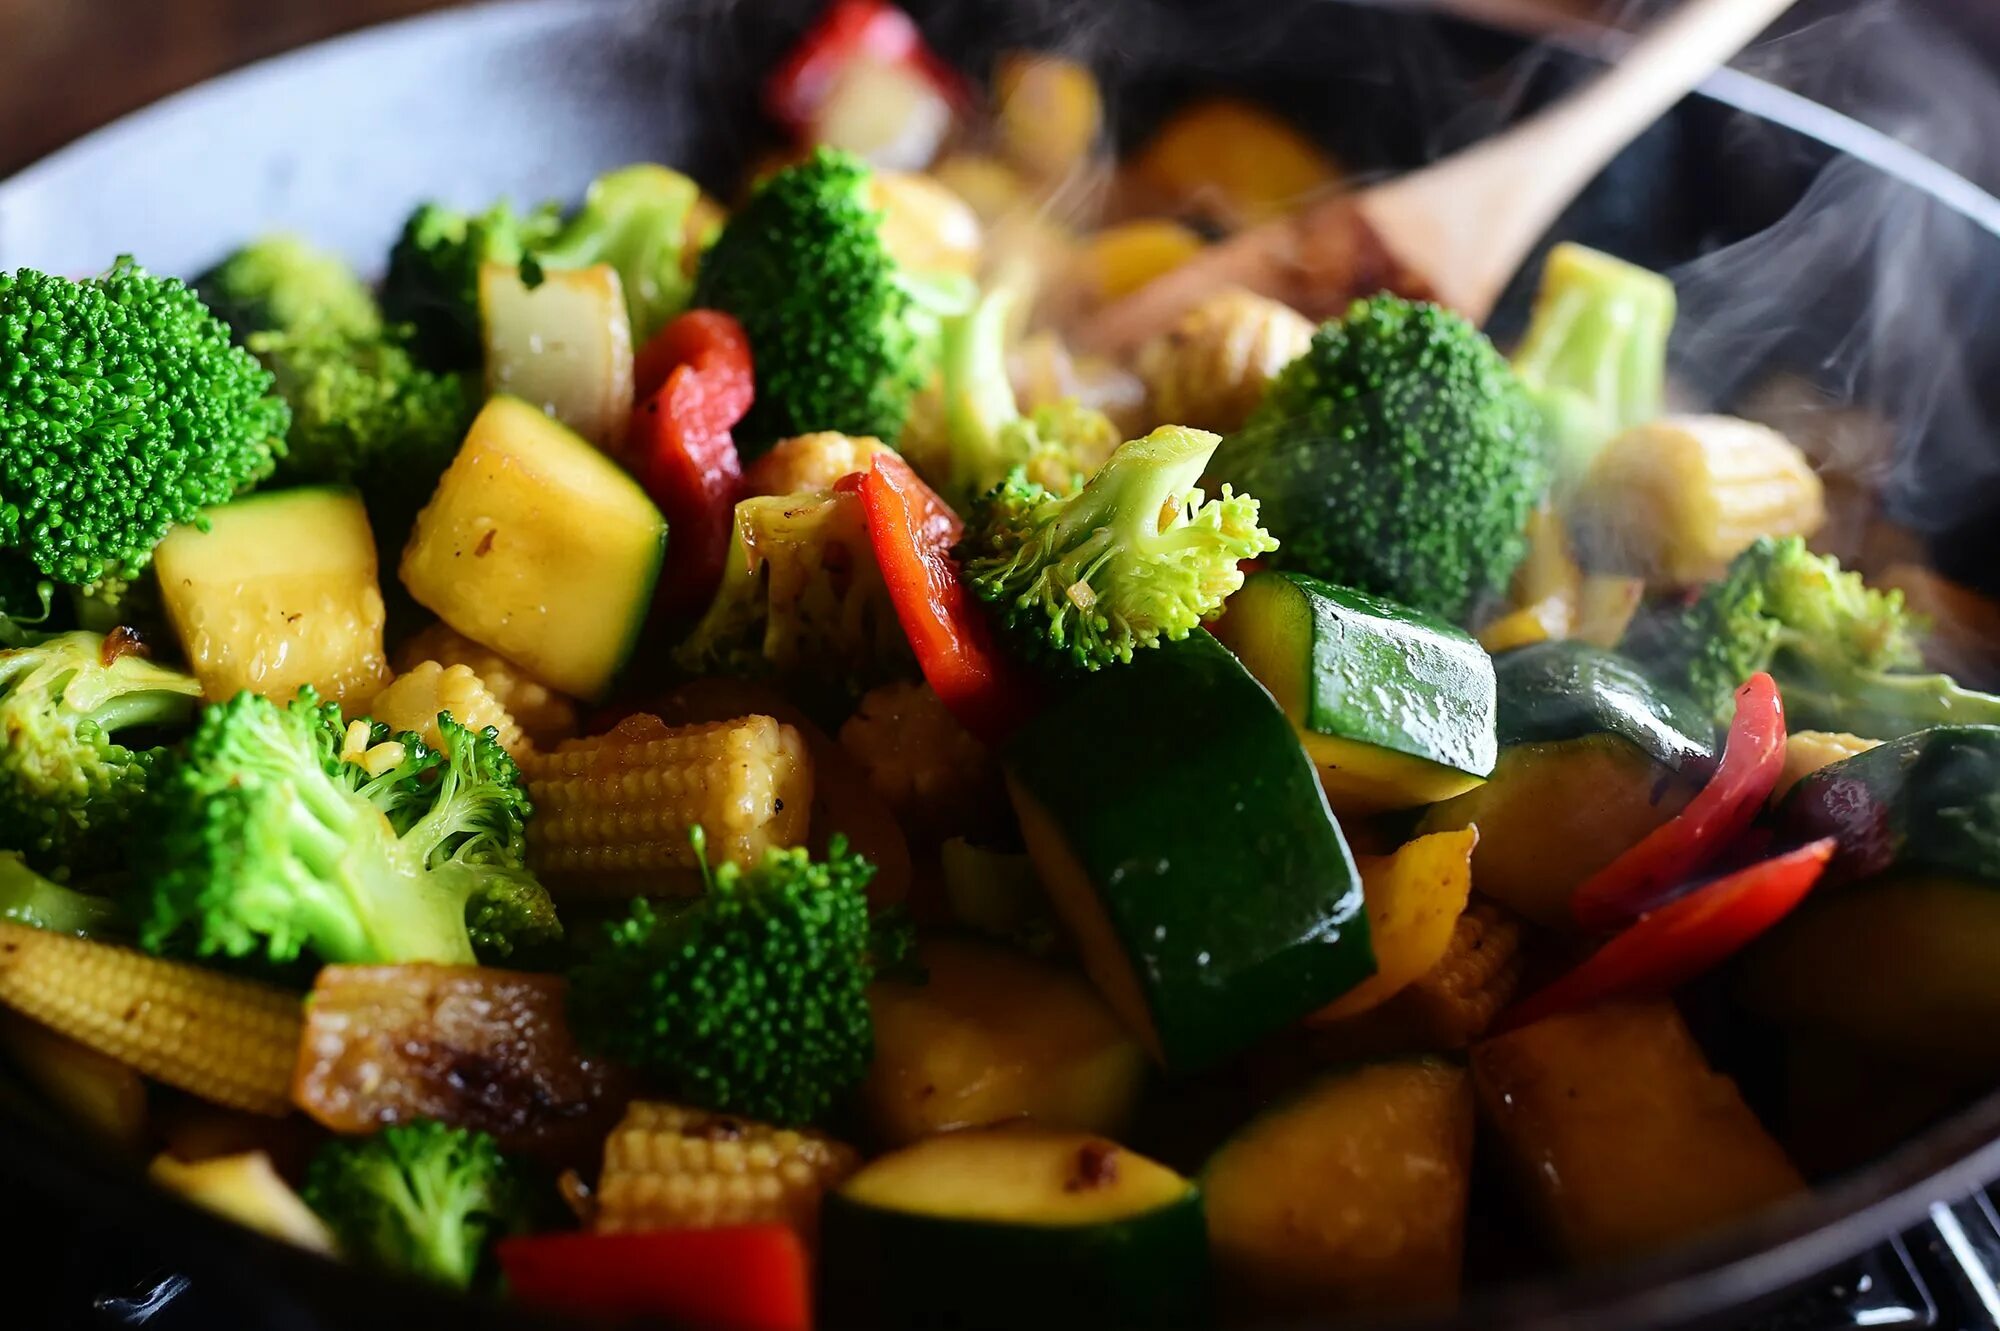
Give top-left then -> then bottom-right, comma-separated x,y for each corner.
3,0 -> 1999,182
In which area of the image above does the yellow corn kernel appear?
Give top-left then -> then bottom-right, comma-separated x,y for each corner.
339,720 -> 373,766
839,682 -> 1003,841
994,52 -> 1103,183
0,923 -> 302,1115
867,171 -> 982,278
1776,730 -> 1882,801
1076,220 -> 1205,305
370,660 -> 530,757
524,713 -> 813,889
394,622 -> 579,748
150,1152 -> 337,1253
595,1101 -> 859,1236
0,1011 -> 149,1148
1136,288 -> 1313,434
1399,900 -> 1525,1049
1576,416 -> 1827,587
742,433 -> 893,498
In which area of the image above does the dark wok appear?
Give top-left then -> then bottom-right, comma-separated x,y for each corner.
4,1 -> 2000,1326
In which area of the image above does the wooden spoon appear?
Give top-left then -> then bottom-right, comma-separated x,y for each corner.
1081,0 -> 1800,352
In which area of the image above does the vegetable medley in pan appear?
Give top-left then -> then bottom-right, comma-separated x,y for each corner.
4,3 -> 1999,1327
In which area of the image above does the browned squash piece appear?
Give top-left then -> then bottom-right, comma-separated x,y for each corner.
1204,1059 -> 1475,1314
293,965 -> 623,1153
860,938 -> 1147,1146
1471,1001 -> 1802,1265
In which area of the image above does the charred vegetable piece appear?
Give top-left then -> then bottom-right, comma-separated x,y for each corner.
1005,631 -> 1370,1072
860,938 -> 1148,1146
1215,570 -> 1497,811
821,1127 -> 1208,1331
1471,1002 -> 1801,1265
1204,1060 -> 1474,1314
1774,725 -> 2000,885
1492,640 -> 1714,772
0,1010 -> 148,1147
291,964 -> 619,1151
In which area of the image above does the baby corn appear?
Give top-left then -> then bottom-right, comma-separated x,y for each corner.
594,1100 -> 859,1236
393,622 -> 579,748
524,713 -> 813,888
1137,287 -> 1314,434
0,923 -> 302,1115
370,660 -> 530,757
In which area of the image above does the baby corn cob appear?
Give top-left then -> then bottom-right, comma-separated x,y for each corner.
524,713 -> 813,889
1394,900 -> 1526,1049
742,432 -> 892,498
1576,415 -> 1826,587
0,923 -> 303,1115
1136,286 -> 1314,434
369,660 -> 530,757
595,1101 -> 859,1236
393,622 -> 579,748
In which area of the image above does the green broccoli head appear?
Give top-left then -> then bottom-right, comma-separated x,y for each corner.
693,148 -> 968,452
195,234 -> 383,341
532,164 -> 703,342
1214,295 -> 1549,622
1628,536 -> 2000,737
1510,243 -> 1676,484
0,260 -> 290,591
962,426 -> 1278,673
0,851 -> 127,936
934,279 -> 1119,507
248,324 -> 476,538
136,689 -> 559,966
303,1119 -> 521,1290
0,631 -> 203,877
569,832 -> 906,1125
382,201 -> 562,371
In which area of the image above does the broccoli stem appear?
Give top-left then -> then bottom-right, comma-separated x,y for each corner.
0,853 -> 125,936
1783,656 -> 2000,739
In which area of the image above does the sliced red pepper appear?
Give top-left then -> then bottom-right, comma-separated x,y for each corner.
840,454 -> 1035,745
497,1225 -> 810,1331
1497,838 -> 1835,1034
629,310 -> 755,618
763,0 -> 970,134
1570,672 -> 1789,932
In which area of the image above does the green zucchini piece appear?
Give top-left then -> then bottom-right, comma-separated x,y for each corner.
1213,570 -> 1497,812
1492,640 -> 1715,772
1204,1059 -> 1474,1314
1775,725 -> 2000,884
821,1127 -> 1209,1330
1005,630 -> 1370,1071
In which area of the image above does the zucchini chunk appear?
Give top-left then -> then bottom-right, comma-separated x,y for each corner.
1492,640 -> 1715,772
821,1127 -> 1208,1330
1005,631 -> 1371,1072
1214,571 -> 1497,812
860,938 -> 1148,1146
1420,735 -> 1696,929
155,486 -> 391,710
1775,725 -> 2000,885
399,395 -> 666,700
1204,1060 -> 1474,1314
1471,1002 -> 1801,1265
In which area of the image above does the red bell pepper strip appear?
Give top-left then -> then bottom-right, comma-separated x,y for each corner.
1569,672 -> 1789,932
838,455 -> 1036,745
497,1225 -> 810,1331
1499,838 -> 1836,1036
629,310 -> 755,618
763,0 -> 970,134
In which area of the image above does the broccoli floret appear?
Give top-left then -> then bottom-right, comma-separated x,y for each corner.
1212,295 -> 1549,622
136,690 -> 560,966
195,235 -> 382,341
933,280 -> 1120,508
303,1119 -> 520,1289
1629,536 -> 2000,738
1511,244 -> 1676,485
0,851 -> 126,936
0,631 -> 203,877
693,148 -> 970,451
568,832 -> 908,1124
0,260 -> 290,592
382,201 -> 562,371
249,325 -> 475,516
961,426 -> 1278,673
530,164 -> 703,343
